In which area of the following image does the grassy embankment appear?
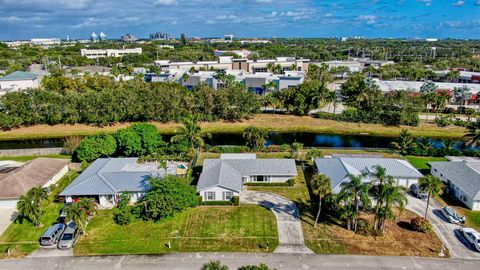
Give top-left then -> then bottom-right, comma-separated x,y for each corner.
0,114 -> 467,141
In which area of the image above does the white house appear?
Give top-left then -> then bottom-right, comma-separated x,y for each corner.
430,158 -> 480,211
315,156 -> 423,193
80,48 -> 142,59
197,154 -> 297,201
59,158 -> 187,208
0,71 -> 39,95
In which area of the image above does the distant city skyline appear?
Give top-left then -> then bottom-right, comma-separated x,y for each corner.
0,0 -> 479,40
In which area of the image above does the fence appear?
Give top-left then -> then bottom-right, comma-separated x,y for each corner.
0,147 -> 67,157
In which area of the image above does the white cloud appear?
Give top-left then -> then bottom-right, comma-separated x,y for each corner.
474,0 -> 480,6
153,0 -> 177,6
357,14 -> 377,25
417,0 -> 432,6
3,0 -> 90,9
452,1 -> 465,7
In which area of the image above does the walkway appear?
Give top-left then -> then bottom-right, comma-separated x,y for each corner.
240,191 -> 313,254
0,253 -> 478,270
406,194 -> 480,259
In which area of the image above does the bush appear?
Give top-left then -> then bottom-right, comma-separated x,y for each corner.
434,116 -> 454,127
443,107 -> 456,114
411,217 -> 432,233
76,134 -> 117,162
202,201 -> 233,206
209,146 -> 250,153
287,178 -> 295,186
244,182 -> 291,186
356,219 -> 374,236
114,208 -> 133,225
280,144 -> 291,152
453,118 -> 468,127
265,145 -> 281,152
233,196 -> 240,206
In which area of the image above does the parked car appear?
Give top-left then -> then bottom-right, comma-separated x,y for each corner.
441,206 -> 466,224
40,223 -> 66,246
460,227 -> 480,252
57,222 -> 79,250
409,183 -> 427,200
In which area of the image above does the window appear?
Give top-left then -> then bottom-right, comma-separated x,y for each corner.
223,191 -> 233,201
205,191 -> 215,201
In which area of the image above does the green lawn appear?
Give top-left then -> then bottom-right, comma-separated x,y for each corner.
405,156 -> 448,170
0,155 -> 71,162
0,171 -> 78,258
74,205 -> 278,255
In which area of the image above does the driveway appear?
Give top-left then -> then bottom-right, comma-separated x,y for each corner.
27,245 -> 73,258
0,208 -> 17,236
240,191 -> 313,254
406,194 -> 480,259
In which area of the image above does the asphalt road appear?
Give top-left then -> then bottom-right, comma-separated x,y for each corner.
405,194 -> 480,259
0,253 -> 479,270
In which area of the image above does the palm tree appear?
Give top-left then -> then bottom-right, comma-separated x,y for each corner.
368,165 -> 388,230
338,174 -> 371,232
454,86 -> 471,106
64,203 -> 88,235
465,120 -> 480,146
391,129 -> 416,155
289,142 -> 303,159
264,81 -> 278,93
420,81 -> 437,123
306,148 -> 324,161
311,174 -> 332,227
376,180 -> 407,233
433,90 -> 450,118
171,115 -> 212,154
201,260 -> 229,270
417,137 -> 433,152
419,175 -> 443,220
16,187 -> 48,227
266,62 -> 275,73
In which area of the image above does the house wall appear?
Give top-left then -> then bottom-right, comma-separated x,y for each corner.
129,192 -> 146,204
199,186 -> 239,201
395,178 -> 418,188
43,165 -> 69,188
0,78 -> 39,91
0,199 -> 18,209
244,175 -> 294,183
431,168 -> 477,210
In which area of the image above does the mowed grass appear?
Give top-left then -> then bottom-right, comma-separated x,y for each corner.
74,205 -> 278,255
0,114 -> 466,141
0,155 -> 72,162
405,156 -> 448,170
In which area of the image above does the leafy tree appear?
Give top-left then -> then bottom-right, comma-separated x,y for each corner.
289,142 -> 303,159
243,126 -> 268,150
171,115 -> 211,154
114,193 -> 133,225
391,129 -> 416,155
64,198 -> 95,235
201,261 -> 229,270
419,175 -> 443,220
340,74 -> 381,108
116,128 -> 142,156
311,174 -> 332,227
465,120 -> 480,146
131,123 -> 163,155
142,175 -> 198,221
76,134 -> 117,162
306,148 -> 324,161
16,187 -> 48,227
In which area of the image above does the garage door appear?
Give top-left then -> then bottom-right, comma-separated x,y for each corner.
0,200 -> 18,209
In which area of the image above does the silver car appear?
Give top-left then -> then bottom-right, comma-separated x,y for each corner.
440,206 -> 465,224
460,227 -> 480,252
40,223 -> 65,246
57,222 -> 79,249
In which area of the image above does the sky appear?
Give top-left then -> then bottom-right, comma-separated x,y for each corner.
0,0 -> 479,40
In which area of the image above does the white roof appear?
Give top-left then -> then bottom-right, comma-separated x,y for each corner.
374,79 -> 480,93
220,154 -> 257,160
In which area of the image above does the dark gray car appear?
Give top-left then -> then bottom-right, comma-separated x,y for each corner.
40,223 -> 66,246
409,183 -> 427,200
57,222 -> 79,249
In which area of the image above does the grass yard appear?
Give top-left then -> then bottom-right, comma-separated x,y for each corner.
74,205 -> 278,255
0,114 -> 466,141
0,171 -> 78,259
405,156 -> 448,170
0,155 -> 71,162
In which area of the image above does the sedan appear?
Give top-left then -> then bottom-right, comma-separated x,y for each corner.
460,227 -> 480,252
440,206 -> 465,224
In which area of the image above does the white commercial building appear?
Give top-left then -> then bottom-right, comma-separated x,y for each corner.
30,38 -> 61,46
0,71 -> 39,95
80,48 -> 142,59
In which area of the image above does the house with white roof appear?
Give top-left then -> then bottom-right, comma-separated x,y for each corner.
59,158 -> 187,208
315,157 -> 423,193
0,71 -> 39,95
197,154 -> 297,201
429,158 -> 480,211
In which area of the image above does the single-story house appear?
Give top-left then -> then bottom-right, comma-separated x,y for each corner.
315,157 -> 423,193
0,71 -> 39,95
197,154 -> 297,201
429,159 -> 480,211
59,158 -> 187,208
0,158 -> 69,209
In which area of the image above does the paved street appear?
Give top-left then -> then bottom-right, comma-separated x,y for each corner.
0,253 -> 479,270
405,194 -> 480,259
240,191 -> 313,254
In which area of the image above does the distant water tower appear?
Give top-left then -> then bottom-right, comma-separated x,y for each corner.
91,32 -> 99,42
99,32 -> 107,41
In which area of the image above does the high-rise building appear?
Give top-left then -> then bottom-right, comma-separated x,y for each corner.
150,32 -> 171,40
121,34 -> 137,43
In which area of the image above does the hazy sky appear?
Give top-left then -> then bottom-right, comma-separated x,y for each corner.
0,0 -> 479,40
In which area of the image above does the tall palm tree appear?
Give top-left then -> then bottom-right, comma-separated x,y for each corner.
419,175 -> 443,220
420,81 -> 437,123
417,137 -> 433,152
368,165 -> 388,230
338,174 -> 371,232
376,180 -> 407,233
465,120 -> 480,146
171,115 -> 212,154
433,90 -> 450,118
311,174 -> 332,227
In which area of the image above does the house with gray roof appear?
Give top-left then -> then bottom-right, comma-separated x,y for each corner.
197,154 -> 297,201
430,160 -> 480,211
59,158 -> 187,208
0,71 -> 39,95
315,157 -> 423,193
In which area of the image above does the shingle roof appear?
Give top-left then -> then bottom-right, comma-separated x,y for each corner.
197,159 -> 297,192
429,161 -> 480,200
0,71 -> 37,81
59,158 -> 176,196
0,158 -> 69,199
315,157 -> 423,191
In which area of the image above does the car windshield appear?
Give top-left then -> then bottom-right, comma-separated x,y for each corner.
445,208 -> 456,216
61,233 -> 73,240
41,237 -> 51,241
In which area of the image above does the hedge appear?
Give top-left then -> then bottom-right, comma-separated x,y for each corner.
202,200 -> 233,206
244,179 -> 295,187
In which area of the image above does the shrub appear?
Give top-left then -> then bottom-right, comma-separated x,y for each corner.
280,144 -> 291,152
411,217 -> 432,233
287,178 -> 295,186
434,116 -> 454,127
244,182 -> 291,186
114,208 -> 133,225
233,196 -> 240,206
209,146 -> 250,153
202,201 -> 233,206
356,219 -> 374,236
266,145 -> 281,152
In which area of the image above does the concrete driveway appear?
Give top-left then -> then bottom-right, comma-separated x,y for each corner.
0,208 -> 17,236
406,194 -> 480,259
27,245 -> 73,258
240,191 -> 313,254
